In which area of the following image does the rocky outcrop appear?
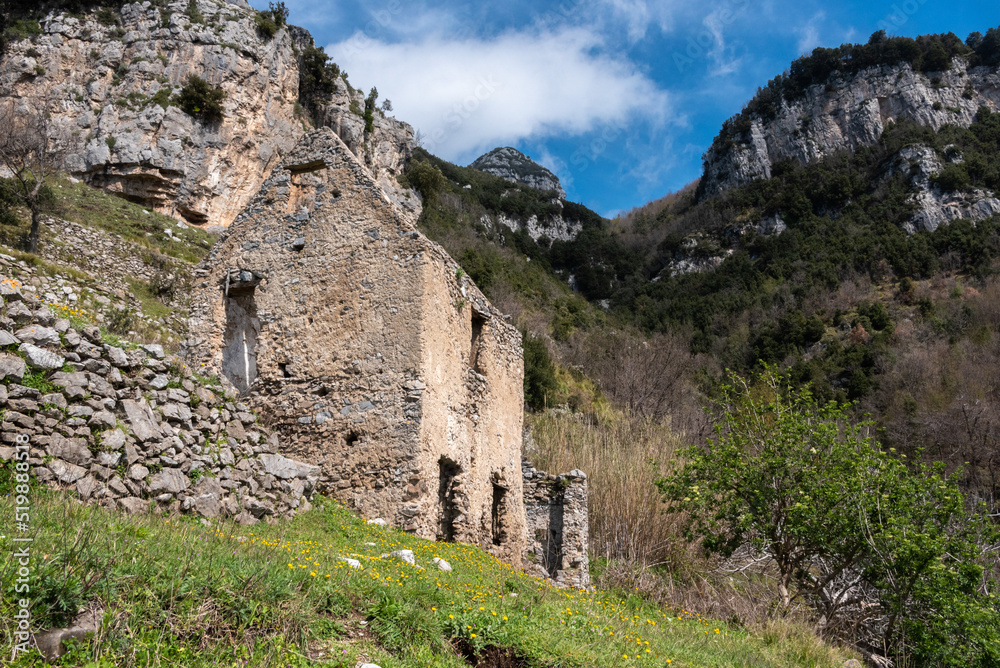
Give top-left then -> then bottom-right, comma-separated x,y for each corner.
701,60 -> 1000,197
0,0 -> 415,228
887,145 -> 1000,233
470,147 -> 566,198
0,276 -> 318,524
1,0 -> 301,227
479,210 -> 583,244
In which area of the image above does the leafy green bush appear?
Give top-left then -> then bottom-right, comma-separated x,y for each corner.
406,160 -> 445,202
185,0 -> 203,24
364,86 -> 378,134
175,75 -> 226,123
95,7 -> 119,26
253,12 -> 277,39
933,163 -> 972,191
297,43 -> 339,122
658,369 -> 1000,665
254,2 -> 287,40
523,332 -> 557,411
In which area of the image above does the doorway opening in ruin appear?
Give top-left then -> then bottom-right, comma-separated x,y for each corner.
437,457 -> 461,542
222,285 -> 260,394
470,313 -> 486,373
491,482 -> 508,546
542,504 -> 565,574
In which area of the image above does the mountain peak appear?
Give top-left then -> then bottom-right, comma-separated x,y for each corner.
469,147 -> 566,198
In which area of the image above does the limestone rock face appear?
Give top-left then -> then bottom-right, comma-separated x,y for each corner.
0,0 -> 416,228
470,147 -> 566,198
317,84 -> 419,221
1,0 -> 301,227
886,145 -> 1000,233
701,60 -> 1000,198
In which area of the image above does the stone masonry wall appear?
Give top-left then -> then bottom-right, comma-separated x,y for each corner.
186,128 -> 527,563
0,277 -> 319,524
522,459 -> 589,589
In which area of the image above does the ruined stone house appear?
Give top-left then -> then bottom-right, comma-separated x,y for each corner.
186,128 -> 527,562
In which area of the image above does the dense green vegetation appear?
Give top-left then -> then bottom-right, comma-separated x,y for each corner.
617,109 -> 1000,391
254,0 -> 287,40
659,370 -> 1000,666
297,42 -> 341,124
415,101 -> 1000,666
410,149 -> 635,302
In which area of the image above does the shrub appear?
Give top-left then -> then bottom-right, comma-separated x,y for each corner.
106,307 -> 136,335
933,163 -> 971,192
254,3 -> 286,40
364,86 -> 378,134
253,12 -> 277,39
297,44 -> 339,122
175,75 -> 226,123
95,7 -> 119,26
522,332 -> 557,411
150,87 -> 171,110
658,369 -> 1000,665
406,160 -> 445,202
186,0 -> 204,24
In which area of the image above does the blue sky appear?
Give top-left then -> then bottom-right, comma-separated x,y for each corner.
254,0 -> 996,217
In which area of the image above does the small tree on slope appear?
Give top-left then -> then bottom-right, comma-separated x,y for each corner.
0,101 -> 58,253
657,369 -> 1000,666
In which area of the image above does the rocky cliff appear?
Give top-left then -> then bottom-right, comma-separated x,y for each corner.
470,146 -> 566,198
0,0 -> 415,228
700,60 -> 1000,198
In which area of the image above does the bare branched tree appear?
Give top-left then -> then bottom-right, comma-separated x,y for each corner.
0,100 -> 58,253
575,329 -> 698,421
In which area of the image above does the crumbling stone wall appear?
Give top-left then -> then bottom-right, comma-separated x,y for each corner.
186,128 -> 527,562
0,279 -> 318,524
522,459 -> 589,589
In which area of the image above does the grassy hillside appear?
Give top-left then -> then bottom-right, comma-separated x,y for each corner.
0,481 -> 858,667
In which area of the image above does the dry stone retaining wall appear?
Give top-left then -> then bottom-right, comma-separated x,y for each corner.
0,279 -> 318,524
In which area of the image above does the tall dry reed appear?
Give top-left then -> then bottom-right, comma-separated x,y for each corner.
525,409 -> 689,569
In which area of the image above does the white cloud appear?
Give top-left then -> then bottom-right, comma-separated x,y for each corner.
598,0 -> 678,41
328,27 -> 671,162
796,12 -> 826,55
703,10 -> 743,77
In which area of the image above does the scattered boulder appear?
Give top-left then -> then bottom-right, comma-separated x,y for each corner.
259,453 -> 320,480
387,549 -> 416,565
19,342 -> 66,369
433,557 -> 452,572
0,353 -> 25,381
33,606 -> 103,661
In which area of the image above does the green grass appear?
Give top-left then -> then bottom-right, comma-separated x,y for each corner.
0,482 -> 856,667
126,277 -> 172,320
48,175 -> 215,263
